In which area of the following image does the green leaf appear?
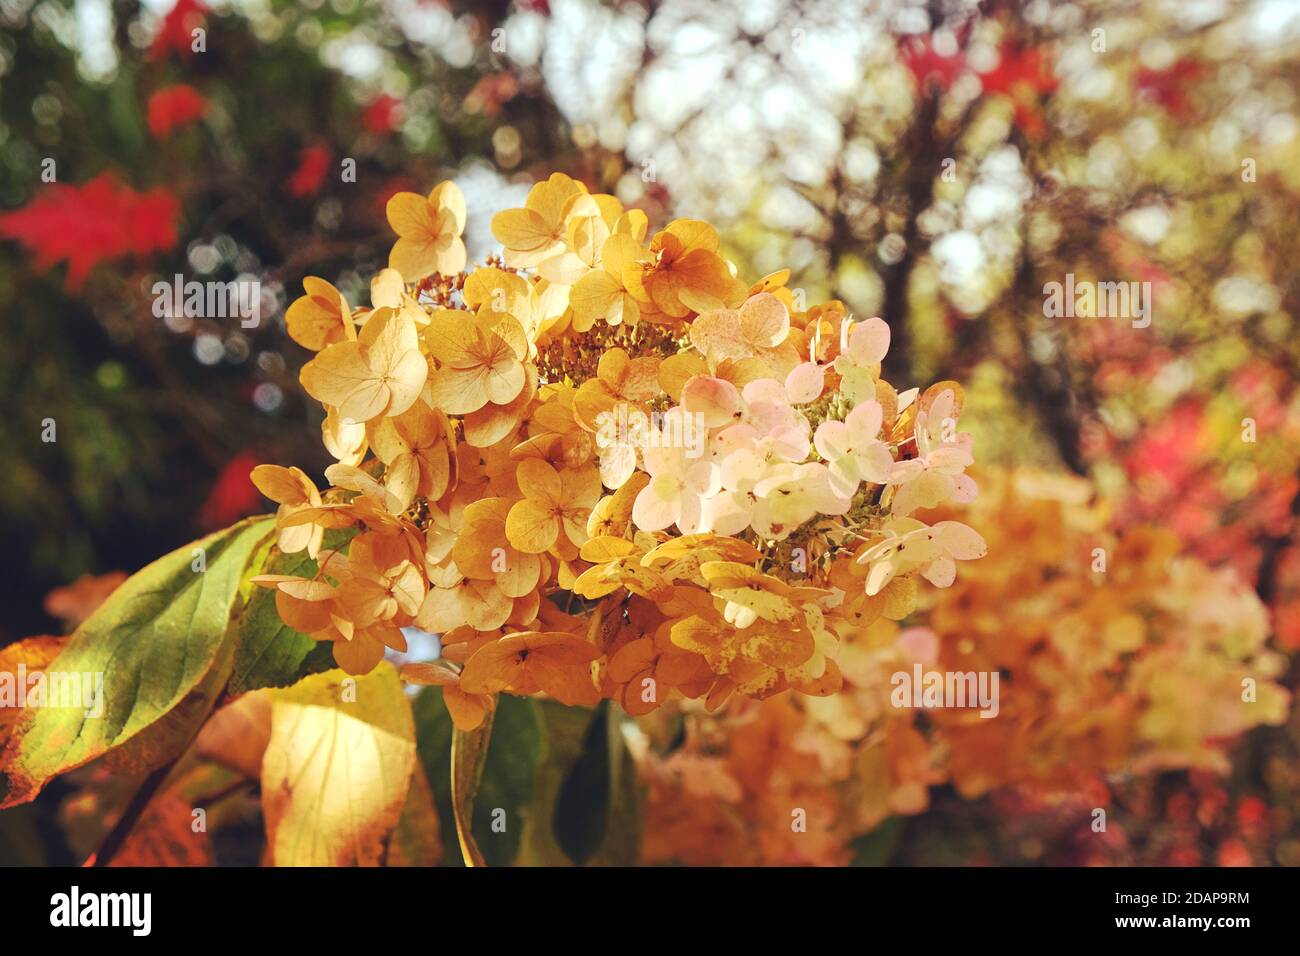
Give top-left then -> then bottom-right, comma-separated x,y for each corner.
228,545 -> 334,695
518,700 -> 598,865
412,689 -> 639,867
0,518 -> 274,809
469,694 -> 540,866
850,816 -> 906,866
413,688 -> 542,867
522,700 -> 641,866
106,64 -> 147,156
411,687 -> 459,865
552,702 -> 613,865
590,709 -> 641,866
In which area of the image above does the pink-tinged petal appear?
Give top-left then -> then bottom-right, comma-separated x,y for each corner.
859,441 -> 896,484
950,473 -> 979,503
932,521 -> 988,560
739,292 -> 790,348
641,440 -> 683,478
847,316 -> 890,365
632,473 -> 681,532
720,447 -> 766,493
927,388 -> 955,425
685,459 -> 722,497
928,445 -> 975,472
846,400 -> 884,441
711,423 -> 760,462
785,361 -> 825,403
676,493 -> 706,534
741,377 -> 787,406
889,459 -> 926,484
921,555 -> 957,588
681,375 -> 742,428
688,307 -> 744,362
702,491 -> 752,536
771,425 -> 810,462
890,481 -> 920,518
599,442 -> 637,490
801,463 -> 852,515
814,420 -> 850,462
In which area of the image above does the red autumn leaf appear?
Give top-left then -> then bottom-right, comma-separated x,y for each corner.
1236,796 -> 1269,830
286,145 -> 331,199
978,42 -> 1059,96
899,34 -> 967,94
362,94 -> 405,135
199,450 -> 267,530
1122,401 -> 1207,489
1134,58 -> 1203,119
0,173 -> 181,289
147,84 -> 209,139
150,0 -> 208,61
977,41 -> 1058,139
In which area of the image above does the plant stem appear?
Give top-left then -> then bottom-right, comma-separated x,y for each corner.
450,704 -> 497,867
85,757 -> 178,867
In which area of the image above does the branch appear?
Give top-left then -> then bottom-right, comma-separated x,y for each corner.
84,756 -> 179,868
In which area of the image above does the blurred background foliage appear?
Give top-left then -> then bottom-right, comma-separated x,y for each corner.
0,0 -> 583,636
3,0 -> 1300,865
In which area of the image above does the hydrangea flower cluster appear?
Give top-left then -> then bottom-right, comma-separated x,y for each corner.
638,470 -> 1290,866
252,174 -> 985,726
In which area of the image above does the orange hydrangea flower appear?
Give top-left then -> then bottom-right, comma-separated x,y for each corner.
258,176 -> 987,733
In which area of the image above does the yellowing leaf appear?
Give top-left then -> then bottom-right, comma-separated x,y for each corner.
0,636 -> 66,753
387,763 -> 443,866
1,518 -> 273,809
194,690 -> 274,779
261,664 -> 416,866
